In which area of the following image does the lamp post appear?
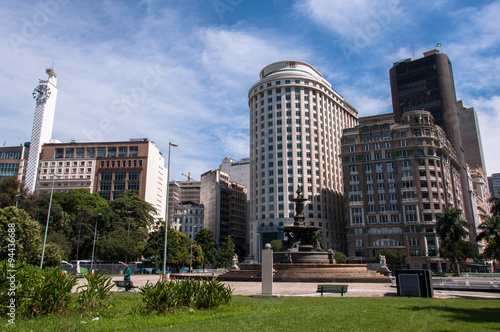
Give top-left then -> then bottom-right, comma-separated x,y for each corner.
91,213 -> 101,273
190,226 -> 197,273
256,233 -> 260,263
15,194 -> 20,208
127,210 -> 132,237
163,142 -> 178,281
40,173 -> 61,268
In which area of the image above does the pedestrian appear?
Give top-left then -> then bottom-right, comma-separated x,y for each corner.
123,264 -> 133,291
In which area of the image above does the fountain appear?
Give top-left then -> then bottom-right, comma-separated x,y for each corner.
220,189 -> 390,283
274,189 -> 332,264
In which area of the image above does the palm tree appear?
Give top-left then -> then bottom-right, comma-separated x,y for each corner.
489,195 -> 500,216
436,206 -> 469,276
477,214 -> 500,261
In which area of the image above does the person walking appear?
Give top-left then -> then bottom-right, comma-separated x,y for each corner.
123,264 -> 133,291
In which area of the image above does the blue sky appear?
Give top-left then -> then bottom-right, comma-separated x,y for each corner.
1,0 -> 499,180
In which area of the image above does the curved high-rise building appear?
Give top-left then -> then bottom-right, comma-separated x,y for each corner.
248,61 -> 358,257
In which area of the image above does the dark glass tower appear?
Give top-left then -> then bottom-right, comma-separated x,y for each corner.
389,50 -> 476,243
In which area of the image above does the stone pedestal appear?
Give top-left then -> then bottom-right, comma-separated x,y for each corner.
254,245 -> 279,298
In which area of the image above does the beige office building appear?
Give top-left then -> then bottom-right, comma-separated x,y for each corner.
36,139 -> 167,219
341,111 -> 464,270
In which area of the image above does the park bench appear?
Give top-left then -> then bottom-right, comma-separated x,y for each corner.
113,280 -> 137,292
316,284 -> 348,296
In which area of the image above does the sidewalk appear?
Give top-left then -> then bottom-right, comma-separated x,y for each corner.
76,275 -> 500,299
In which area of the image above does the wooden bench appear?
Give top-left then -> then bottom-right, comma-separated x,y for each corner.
113,280 -> 137,291
317,284 -> 348,296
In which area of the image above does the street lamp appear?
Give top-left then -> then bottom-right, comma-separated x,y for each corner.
127,210 -> 132,237
163,141 -> 178,281
40,173 -> 62,268
91,213 -> 102,273
190,226 -> 197,273
256,233 -> 260,263
15,194 -> 20,209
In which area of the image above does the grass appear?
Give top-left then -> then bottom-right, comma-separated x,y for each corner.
2,293 -> 500,331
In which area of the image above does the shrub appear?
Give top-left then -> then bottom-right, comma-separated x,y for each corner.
0,263 -> 77,317
140,278 -> 232,313
77,269 -> 114,314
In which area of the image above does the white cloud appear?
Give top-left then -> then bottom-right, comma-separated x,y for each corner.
297,0 -> 402,40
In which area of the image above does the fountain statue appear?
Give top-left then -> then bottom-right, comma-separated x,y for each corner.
274,189 -> 331,263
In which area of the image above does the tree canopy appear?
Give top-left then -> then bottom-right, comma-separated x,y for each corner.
477,214 -> 500,260
195,228 -> 217,268
217,236 -> 235,268
437,206 -> 469,275
0,207 -> 42,265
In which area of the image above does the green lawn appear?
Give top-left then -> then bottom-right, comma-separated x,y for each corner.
3,293 -> 499,331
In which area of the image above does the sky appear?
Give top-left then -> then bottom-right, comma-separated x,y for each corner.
1,0 -> 500,181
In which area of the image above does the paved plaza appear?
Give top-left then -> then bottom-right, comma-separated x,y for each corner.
75,275 -> 500,299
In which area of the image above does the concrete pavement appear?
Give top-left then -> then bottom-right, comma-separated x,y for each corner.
75,275 -> 500,299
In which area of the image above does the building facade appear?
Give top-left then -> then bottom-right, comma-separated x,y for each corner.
457,101 -> 487,173
200,169 -> 247,252
220,157 -> 250,191
389,50 -> 475,242
0,144 -> 29,182
167,180 -> 201,222
171,202 -> 204,238
36,138 -> 167,219
489,173 -> 500,199
25,69 -> 58,193
341,111 -> 464,270
248,61 -> 358,258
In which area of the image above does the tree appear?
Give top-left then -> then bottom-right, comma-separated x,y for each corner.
97,234 -> 142,262
217,236 -> 235,268
439,239 -> 476,265
166,229 -> 191,268
109,190 -> 157,234
0,177 -> 27,209
376,249 -> 408,265
313,231 -> 327,251
143,226 -> 196,269
481,238 -> 498,260
191,243 -> 204,269
270,239 -> 282,252
489,195 -> 500,216
333,250 -> 347,263
477,214 -> 500,260
0,207 -> 42,265
436,206 -> 469,275
195,228 -> 217,268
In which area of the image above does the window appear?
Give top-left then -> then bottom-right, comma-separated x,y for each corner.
101,172 -> 112,181
55,148 -> 64,159
129,172 -> 140,180
118,146 -> 127,157
97,147 -> 106,158
100,182 -> 111,191
114,172 -> 126,180
65,148 -> 74,158
107,147 -> 117,157
129,146 -> 138,157
84,148 -> 94,158
76,148 -> 85,158
114,182 -> 125,191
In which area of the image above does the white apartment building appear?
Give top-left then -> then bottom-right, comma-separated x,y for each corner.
248,61 -> 358,258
